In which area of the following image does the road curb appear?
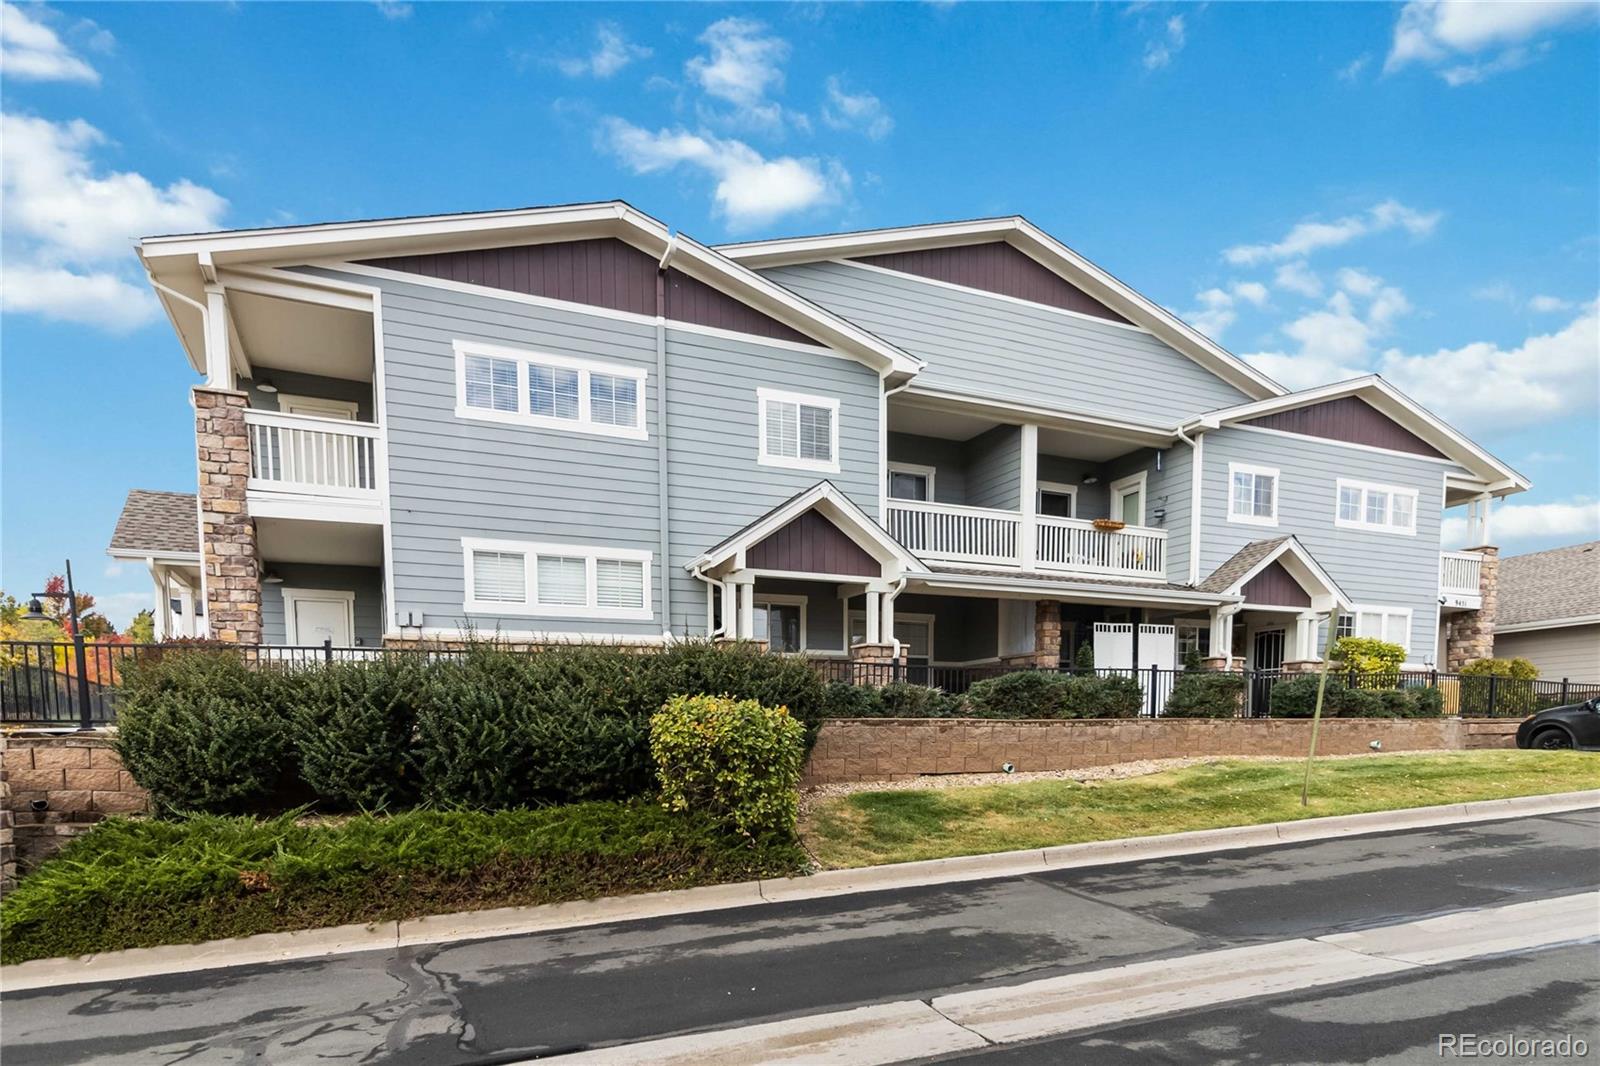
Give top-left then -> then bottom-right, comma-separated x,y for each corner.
5,788 -> 1596,992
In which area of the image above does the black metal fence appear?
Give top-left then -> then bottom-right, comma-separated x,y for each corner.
3,639 -> 1596,726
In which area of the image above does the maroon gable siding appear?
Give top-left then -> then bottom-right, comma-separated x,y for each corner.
664,268 -> 812,344
853,241 -> 1131,324
747,510 -> 880,577
1241,561 -> 1311,607
359,238 -> 812,344
1243,396 -> 1446,459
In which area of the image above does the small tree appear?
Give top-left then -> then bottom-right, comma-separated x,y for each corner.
1074,641 -> 1095,671
126,610 -> 156,644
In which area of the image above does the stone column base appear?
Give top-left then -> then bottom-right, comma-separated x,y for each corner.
850,643 -> 905,686
1281,660 -> 1324,675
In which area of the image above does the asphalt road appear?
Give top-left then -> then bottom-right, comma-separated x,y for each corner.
3,809 -> 1597,1065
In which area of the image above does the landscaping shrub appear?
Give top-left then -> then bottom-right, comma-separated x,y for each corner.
1268,675 -> 1443,718
878,681 -> 964,718
1163,671 -> 1246,718
1330,636 -> 1405,676
966,670 -> 1068,718
820,679 -> 883,718
114,651 -> 294,814
293,658 -> 425,810
1461,657 -> 1539,680
1059,673 -> 1144,718
0,804 -> 806,965
1458,657 -> 1542,715
650,694 -> 806,838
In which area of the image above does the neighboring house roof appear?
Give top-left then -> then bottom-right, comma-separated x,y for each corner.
1496,541 -> 1600,632
138,200 -> 923,381
1184,375 -> 1529,496
107,490 -> 199,560
715,216 -> 1287,402
1199,535 -> 1351,611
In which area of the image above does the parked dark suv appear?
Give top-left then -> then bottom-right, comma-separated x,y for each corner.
1516,698 -> 1600,750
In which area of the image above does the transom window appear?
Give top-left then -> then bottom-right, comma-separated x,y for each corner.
1228,463 -> 1279,526
462,538 -> 651,619
757,388 -> 839,473
1335,479 -> 1418,534
455,341 -> 646,440
1335,606 -> 1412,652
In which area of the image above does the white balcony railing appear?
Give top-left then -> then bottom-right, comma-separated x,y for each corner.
885,500 -> 1020,566
1036,515 -> 1167,579
1440,550 -> 1483,600
884,500 -> 1168,578
245,409 -> 379,498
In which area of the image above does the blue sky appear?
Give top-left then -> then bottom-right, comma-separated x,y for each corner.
3,0 -> 1597,627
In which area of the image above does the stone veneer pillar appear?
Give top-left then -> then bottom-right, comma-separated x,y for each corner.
1445,546 -> 1499,671
849,642 -> 906,686
1000,600 -> 1062,670
195,387 -> 262,644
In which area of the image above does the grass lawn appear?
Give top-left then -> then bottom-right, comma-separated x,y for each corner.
801,751 -> 1600,869
0,803 -> 805,966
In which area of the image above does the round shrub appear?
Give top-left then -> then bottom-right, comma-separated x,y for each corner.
965,671 -> 1068,718
820,679 -> 882,718
292,658 -> 424,810
1407,685 -> 1445,717
878,681 -> 964,718
1163,671 -> 1245,718
650,694 -> 805,839
1059,674 -> 1144,719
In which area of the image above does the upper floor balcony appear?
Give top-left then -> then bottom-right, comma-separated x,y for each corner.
245,409 -> 380,500
885,500 -> 1168,579
1439,549 -> 1483,610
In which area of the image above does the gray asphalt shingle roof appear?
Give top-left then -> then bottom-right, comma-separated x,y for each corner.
108,490 -> 199,557
1497,541 -> 1600,627
1196,537 -> 1290,594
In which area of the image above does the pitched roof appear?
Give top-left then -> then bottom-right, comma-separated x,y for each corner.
1197,538 -> 1290,594
1497,541 -> 1600,627
107,490 -> 199,558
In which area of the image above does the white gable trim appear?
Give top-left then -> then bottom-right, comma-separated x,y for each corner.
689,481 -> 928,577
1226,536 -> 1351,613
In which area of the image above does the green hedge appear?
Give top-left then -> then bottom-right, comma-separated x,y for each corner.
819,680 -> 965,718
1268,675 -> 1444,718
964,671 -> 1143,719
1163,672 -> 1246,718
0,804 -> 805,965
115,642 -> 826,815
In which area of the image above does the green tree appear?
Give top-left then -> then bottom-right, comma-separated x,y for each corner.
126,610 -> 156,644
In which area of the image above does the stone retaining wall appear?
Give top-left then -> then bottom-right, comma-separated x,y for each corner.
0,733 -> 149,878
803,716 -> 1522,785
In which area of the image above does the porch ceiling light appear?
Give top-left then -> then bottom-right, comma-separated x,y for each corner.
256,379 -> 279,393
1082,475 -> 1100,485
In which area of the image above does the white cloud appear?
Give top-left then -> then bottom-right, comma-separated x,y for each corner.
1274,261 -> 1323,298
1240,350 -> 1366,392
1338,55 -> 1369,81
1142,15 -> 1186,70
598,118 -> 844,228
373,1 -> 412,19
686,17 -> 788,126
558,22 -> 651,79
1386,0 -> 1596,83
1231,281 -> 1269,307
1242,272 -> 1413,387
1529,294 -> 1574,313
1,112 -> 228,332
1442,498 -> 1600,550
1,2 -> 99,83
1283,291 -> 1376,363
1336,267 -> 1382,297
1180,281 -> 1271,340
1472,281 -> 1518,304
1224,199 -> 1441,265
822,76 -> 893,140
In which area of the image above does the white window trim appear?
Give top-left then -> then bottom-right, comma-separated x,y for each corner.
849,610 -> 935,659
1109,471 -> 1148,525
461,537 -> 653,620
1227,462 -> 1280,527
753,593 -> 809,652
1334,478 -> 1419,536
453,340 -> 648,441
756,387 -> 841,474
280,588 -> 356,646
1037,479 -> 1079,518
276,394 -> 360,421
888,461 -> 937,501
1337,604 -> 1414,655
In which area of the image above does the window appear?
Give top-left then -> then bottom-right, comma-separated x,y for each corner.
888,463 -> 936,502
753,595 -> 807,653
1038,481 -> 1078,519
1176,621 -> 1211,661
1336,606 -> 1412,652
849,613 -> 934,664
462,538 -> 652,619
757,388 -> 839,473
454,341 -> 647,440
1228,463 -> 1279,526
1110,472 -> 1147,526
1335,479 -> 1418,534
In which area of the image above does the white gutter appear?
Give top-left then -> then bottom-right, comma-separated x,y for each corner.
1174,424 -> 1203,585
690,564 -> 727,639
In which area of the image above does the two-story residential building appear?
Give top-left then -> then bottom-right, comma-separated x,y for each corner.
112,202 -> 1525,681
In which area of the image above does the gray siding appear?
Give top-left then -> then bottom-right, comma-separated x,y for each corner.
755,577 -> 847,654
1037,454 -> 1108,518
1086,446 -> 1193,582
664,326 -> 882,637
763,261 -> 1251,425
1199,427 -> 1457,661
887,432 -> 968,504
261,564 -> 384,646
242,371 -> 374,421
964,426 -> 1022,509
1494,626 -> 1600,682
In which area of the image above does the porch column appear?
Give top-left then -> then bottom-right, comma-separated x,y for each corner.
1282,612 -> 1321,672
1019,424 -> 1039,569
1204,604 -> 1238,670
864,590 -> 882,645
880,589 -> 896,650
195,386 -> 261,644
719,578 -> 737,639
736,578 -> 755,640
203,283 -> 233,389
1445,546 -> 1499,670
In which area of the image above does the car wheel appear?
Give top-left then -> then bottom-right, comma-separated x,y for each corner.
1531,727 -> 1574,750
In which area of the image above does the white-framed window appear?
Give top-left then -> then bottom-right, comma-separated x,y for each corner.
756,388 -> 839,473
1228,463 -> 1279,526
1334,479 -> 1418,535
461,538 -> 651,619
1109,471 -> 1146,526
753,594 -> 808,653
454,340 -> 647,440
1334,605 -> 1412,652
1038,480 -> 1079,519
849,612 -> 934,664
888,462 -> 936,502
277,394 -> 360,421
1176,620 -> 1211,661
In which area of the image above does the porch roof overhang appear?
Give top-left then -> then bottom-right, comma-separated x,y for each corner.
896,385 -> 1180,451
1200,536 -> 1352,614
913,566 -> 1240,609
688,481 -> 929,579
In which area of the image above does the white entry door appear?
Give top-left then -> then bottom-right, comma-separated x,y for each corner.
285,590 -> 354,647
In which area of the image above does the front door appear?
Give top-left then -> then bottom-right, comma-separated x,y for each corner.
292,596 -> 352,647
1251,628 -> 1286,715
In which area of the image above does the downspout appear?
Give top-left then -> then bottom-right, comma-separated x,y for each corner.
690,564 -> 727,638
655,237 -> 678,639
1174,424 -> 1203,586
884,575 -> 907,659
